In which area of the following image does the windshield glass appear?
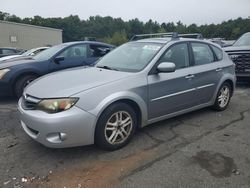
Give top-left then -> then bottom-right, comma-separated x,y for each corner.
33,45 -> 66,61
96,42 -> 163,72
234,33 -> 250,46
22,49 -> 35,56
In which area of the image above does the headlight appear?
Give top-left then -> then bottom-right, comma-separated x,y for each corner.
36,98 -> 78,114
0,69 -> 10,79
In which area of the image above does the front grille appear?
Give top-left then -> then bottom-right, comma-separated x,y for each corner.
21,94 -> 41,110
228,52 -> 250,73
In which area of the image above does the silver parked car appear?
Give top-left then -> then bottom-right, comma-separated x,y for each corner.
18,33 -> 236,150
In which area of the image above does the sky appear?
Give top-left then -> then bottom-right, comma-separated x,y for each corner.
1,0 -> 250,25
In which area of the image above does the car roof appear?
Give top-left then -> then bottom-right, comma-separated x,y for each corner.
135,37 -> 217,46
61,41 -> 115,48
136,37 -> 172,44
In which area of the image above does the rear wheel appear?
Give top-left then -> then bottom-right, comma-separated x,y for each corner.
95,102 -> 137,151
212,82 -> 232,111
14,75 -> 38,98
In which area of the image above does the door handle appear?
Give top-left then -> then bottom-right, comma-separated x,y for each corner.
216,68 -> 222,72
185,74 -> 195,79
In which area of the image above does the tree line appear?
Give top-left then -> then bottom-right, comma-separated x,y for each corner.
0,11 -> 250,45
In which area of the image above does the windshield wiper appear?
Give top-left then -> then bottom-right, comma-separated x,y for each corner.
96,65 -> 118,71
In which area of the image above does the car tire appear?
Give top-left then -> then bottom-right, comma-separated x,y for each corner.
212,82 -> 232,111
95,102 -> 137,151
14,75 -> 38,98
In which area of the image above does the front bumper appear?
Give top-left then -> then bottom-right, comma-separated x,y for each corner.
18,99 -> 97,148
236,72 -> 250,78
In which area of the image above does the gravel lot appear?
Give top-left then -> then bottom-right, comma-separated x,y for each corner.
1,84 -> 250,188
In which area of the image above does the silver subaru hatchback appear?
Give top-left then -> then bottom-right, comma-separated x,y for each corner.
18,33 -> 236,150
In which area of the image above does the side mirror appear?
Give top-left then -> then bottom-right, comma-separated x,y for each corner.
54,56 -> 65,64
157,62 -> 176,73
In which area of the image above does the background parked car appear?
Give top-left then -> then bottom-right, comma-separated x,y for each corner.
224,32 -> 250,81
208,38 -> 235,47
0,47 -> 24,58
0,47 -> 50,62
0,41 -> 115,98
0,47 -> 49,63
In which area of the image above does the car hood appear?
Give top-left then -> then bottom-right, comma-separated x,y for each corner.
0,54 -> 21,62
0,57 -> 37,69
25,67 -> 132,98
224,45 -> 250,52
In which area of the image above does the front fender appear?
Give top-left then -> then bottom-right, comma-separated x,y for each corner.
89,91 -> 148,126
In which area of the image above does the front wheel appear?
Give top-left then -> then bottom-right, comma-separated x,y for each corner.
14,75 -> 38,98
212,82 -> 232,111
95,103 -> 137,151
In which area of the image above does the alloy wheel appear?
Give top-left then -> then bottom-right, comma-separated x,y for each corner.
218,85 -> 230,108
104,111 -> 133,145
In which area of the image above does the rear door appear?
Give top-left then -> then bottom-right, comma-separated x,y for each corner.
189,42 -> 223,105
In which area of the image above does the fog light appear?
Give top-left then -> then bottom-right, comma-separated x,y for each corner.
47,132 -> 67,143
59,133 -> 67,141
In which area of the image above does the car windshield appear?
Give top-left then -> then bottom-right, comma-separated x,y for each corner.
22,49 -> 36,56
234,33 -> 250,46
33,45 -> 66,61
96,42 -> 163,72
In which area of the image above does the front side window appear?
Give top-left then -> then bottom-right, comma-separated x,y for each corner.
33,44 -> 67,61
158,43 -> 189,69
58,45 -> 87,59
2,49 -> 15,54
96,42 -> 163,72
191,43 -> 214,65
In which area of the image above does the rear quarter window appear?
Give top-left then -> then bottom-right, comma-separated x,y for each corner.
211,45 -> 223,61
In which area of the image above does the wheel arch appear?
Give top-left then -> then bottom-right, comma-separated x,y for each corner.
91,91 -> 148,132
11,70 -> 41,87
11,69 -> 41,96
212,75 -> 236,104
223,79 -> 234,96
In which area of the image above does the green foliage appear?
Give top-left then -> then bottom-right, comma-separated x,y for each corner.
103,31 -> 128,46
0,11 -> 249,44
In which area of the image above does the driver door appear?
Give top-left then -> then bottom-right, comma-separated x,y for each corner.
148,42 -> 197,120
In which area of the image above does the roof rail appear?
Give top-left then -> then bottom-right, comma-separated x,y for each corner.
130,32 -> 178,41
130,32 -> 203,41
178,33 -> 204,39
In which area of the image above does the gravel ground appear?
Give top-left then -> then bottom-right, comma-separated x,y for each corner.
0,84 -> 250,188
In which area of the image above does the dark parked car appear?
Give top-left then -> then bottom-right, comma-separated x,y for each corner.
0,41 -> 115,98
0,47 -> 23,58
224,32 -> 250,81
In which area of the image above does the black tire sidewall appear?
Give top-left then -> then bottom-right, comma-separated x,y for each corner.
14,75 -> 37,98
95,102 -> 137,151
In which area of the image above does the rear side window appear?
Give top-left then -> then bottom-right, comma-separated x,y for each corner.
211,45 -> 223,61
2,49 -> 15,54
89,45 -> 113,58
191,43 -> 214,65
158,43 -> 189,69
59,45 -> 87,59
